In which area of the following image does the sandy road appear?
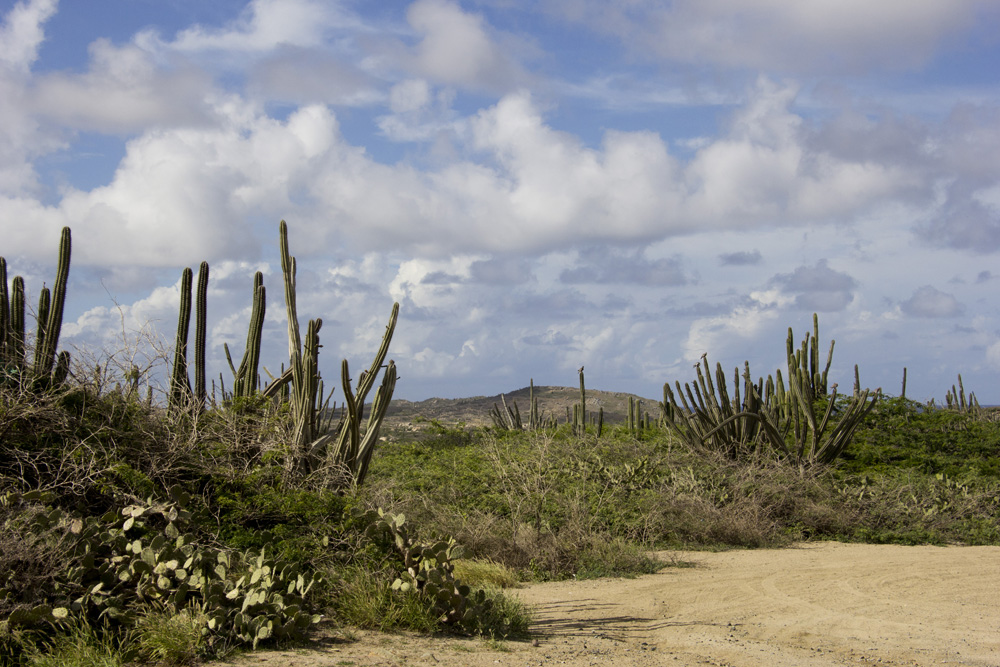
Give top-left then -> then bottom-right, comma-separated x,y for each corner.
224,542 -> 1000,667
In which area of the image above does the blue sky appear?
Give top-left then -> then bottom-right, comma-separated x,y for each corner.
2,0 -> 1000,404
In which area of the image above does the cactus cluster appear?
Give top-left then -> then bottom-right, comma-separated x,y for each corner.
1,487 -> 320,650
488,380 -> 561,432
273,220 -> 399,483
945,374 -> 981,415
0,227 -> 72,390
163,221 -> 399,486
661,314 -> 880,466
369,508 -> 496,632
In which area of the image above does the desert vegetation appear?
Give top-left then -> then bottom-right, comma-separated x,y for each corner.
2,225 -> 999,666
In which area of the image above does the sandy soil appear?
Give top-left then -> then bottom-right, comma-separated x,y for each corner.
222,542 -> 1000,666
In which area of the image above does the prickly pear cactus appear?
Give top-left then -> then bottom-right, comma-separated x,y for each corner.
369,508 -> 494,632
0,486 -> 321,651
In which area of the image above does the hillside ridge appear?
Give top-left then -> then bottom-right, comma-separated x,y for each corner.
387,385 -> 661,426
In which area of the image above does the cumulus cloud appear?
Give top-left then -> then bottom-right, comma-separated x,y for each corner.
549,0 -> 994,74
143,0 -> 343,55
919,188 -> 1000,253
405,0 -> 529,91
0,0 -> 60,194
560,248 -> 689,286
719,250 -> 762,266
771,260 -> 858,312
0,0 -> 57,71
0,102 -> 348,265
469,256 -> 534,285
31,39 -> 212,133
249,47 -> 381,107
901,285 -> 965,317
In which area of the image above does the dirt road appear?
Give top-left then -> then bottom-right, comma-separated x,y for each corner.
225,542 -> 1000,666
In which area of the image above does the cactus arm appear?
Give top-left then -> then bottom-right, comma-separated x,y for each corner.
354,360 -> 397,486
353,302 -> 399,407
336,358 -> 360,468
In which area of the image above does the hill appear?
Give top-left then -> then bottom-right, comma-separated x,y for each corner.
386,385 -> 661,427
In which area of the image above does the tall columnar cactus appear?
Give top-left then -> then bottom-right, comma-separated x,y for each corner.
169,267 -> 193,409
330,302 -> 399,484
945,374 -> 979,414
0,228 -> 71,387
787,313 -> 834,399
193,261 -> 209,408
787,364 -> 880,464
277,220 -> 399,484
662,357 -> 788,458
31,227 -> 71,383
9,276 -> 25,366
529,378 -> 540,430
225,271 -> 266,399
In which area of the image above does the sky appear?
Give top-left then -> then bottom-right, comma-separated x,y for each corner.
2,0 -> 1000,405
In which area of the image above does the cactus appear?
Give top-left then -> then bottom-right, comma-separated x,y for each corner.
10,276 -> 25,365
32,227 -> 71,384
787,312 -> 834,399
0,488 -> 320,649
945,374 -> 980,415
169,267 -> 193,409
193,261 -> 209,408
787,364 -> 880,464
490,392 -> 522,430
277,220 -> 399,483
0,228 -> 71,387
225,271 -> 266,399
371,508 -> 496,633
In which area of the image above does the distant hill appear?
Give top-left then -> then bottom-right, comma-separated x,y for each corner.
387,385 -> 661,427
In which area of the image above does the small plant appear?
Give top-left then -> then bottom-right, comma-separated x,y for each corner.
134,605 -> 208,665
20,617 -> 124,667
366,508 -> 527,637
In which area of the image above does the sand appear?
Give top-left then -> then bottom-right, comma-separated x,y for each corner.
222,542 -> 1000,666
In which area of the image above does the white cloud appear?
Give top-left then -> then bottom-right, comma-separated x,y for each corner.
550,0 -> 994,74
0,0 -> 57,72
0,0 -> 61,194
31,39 -> 212,133
145,0 -> 340,55
389,79 -> 431,113
405,0 -> 528,91
900,285 -> 965,318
